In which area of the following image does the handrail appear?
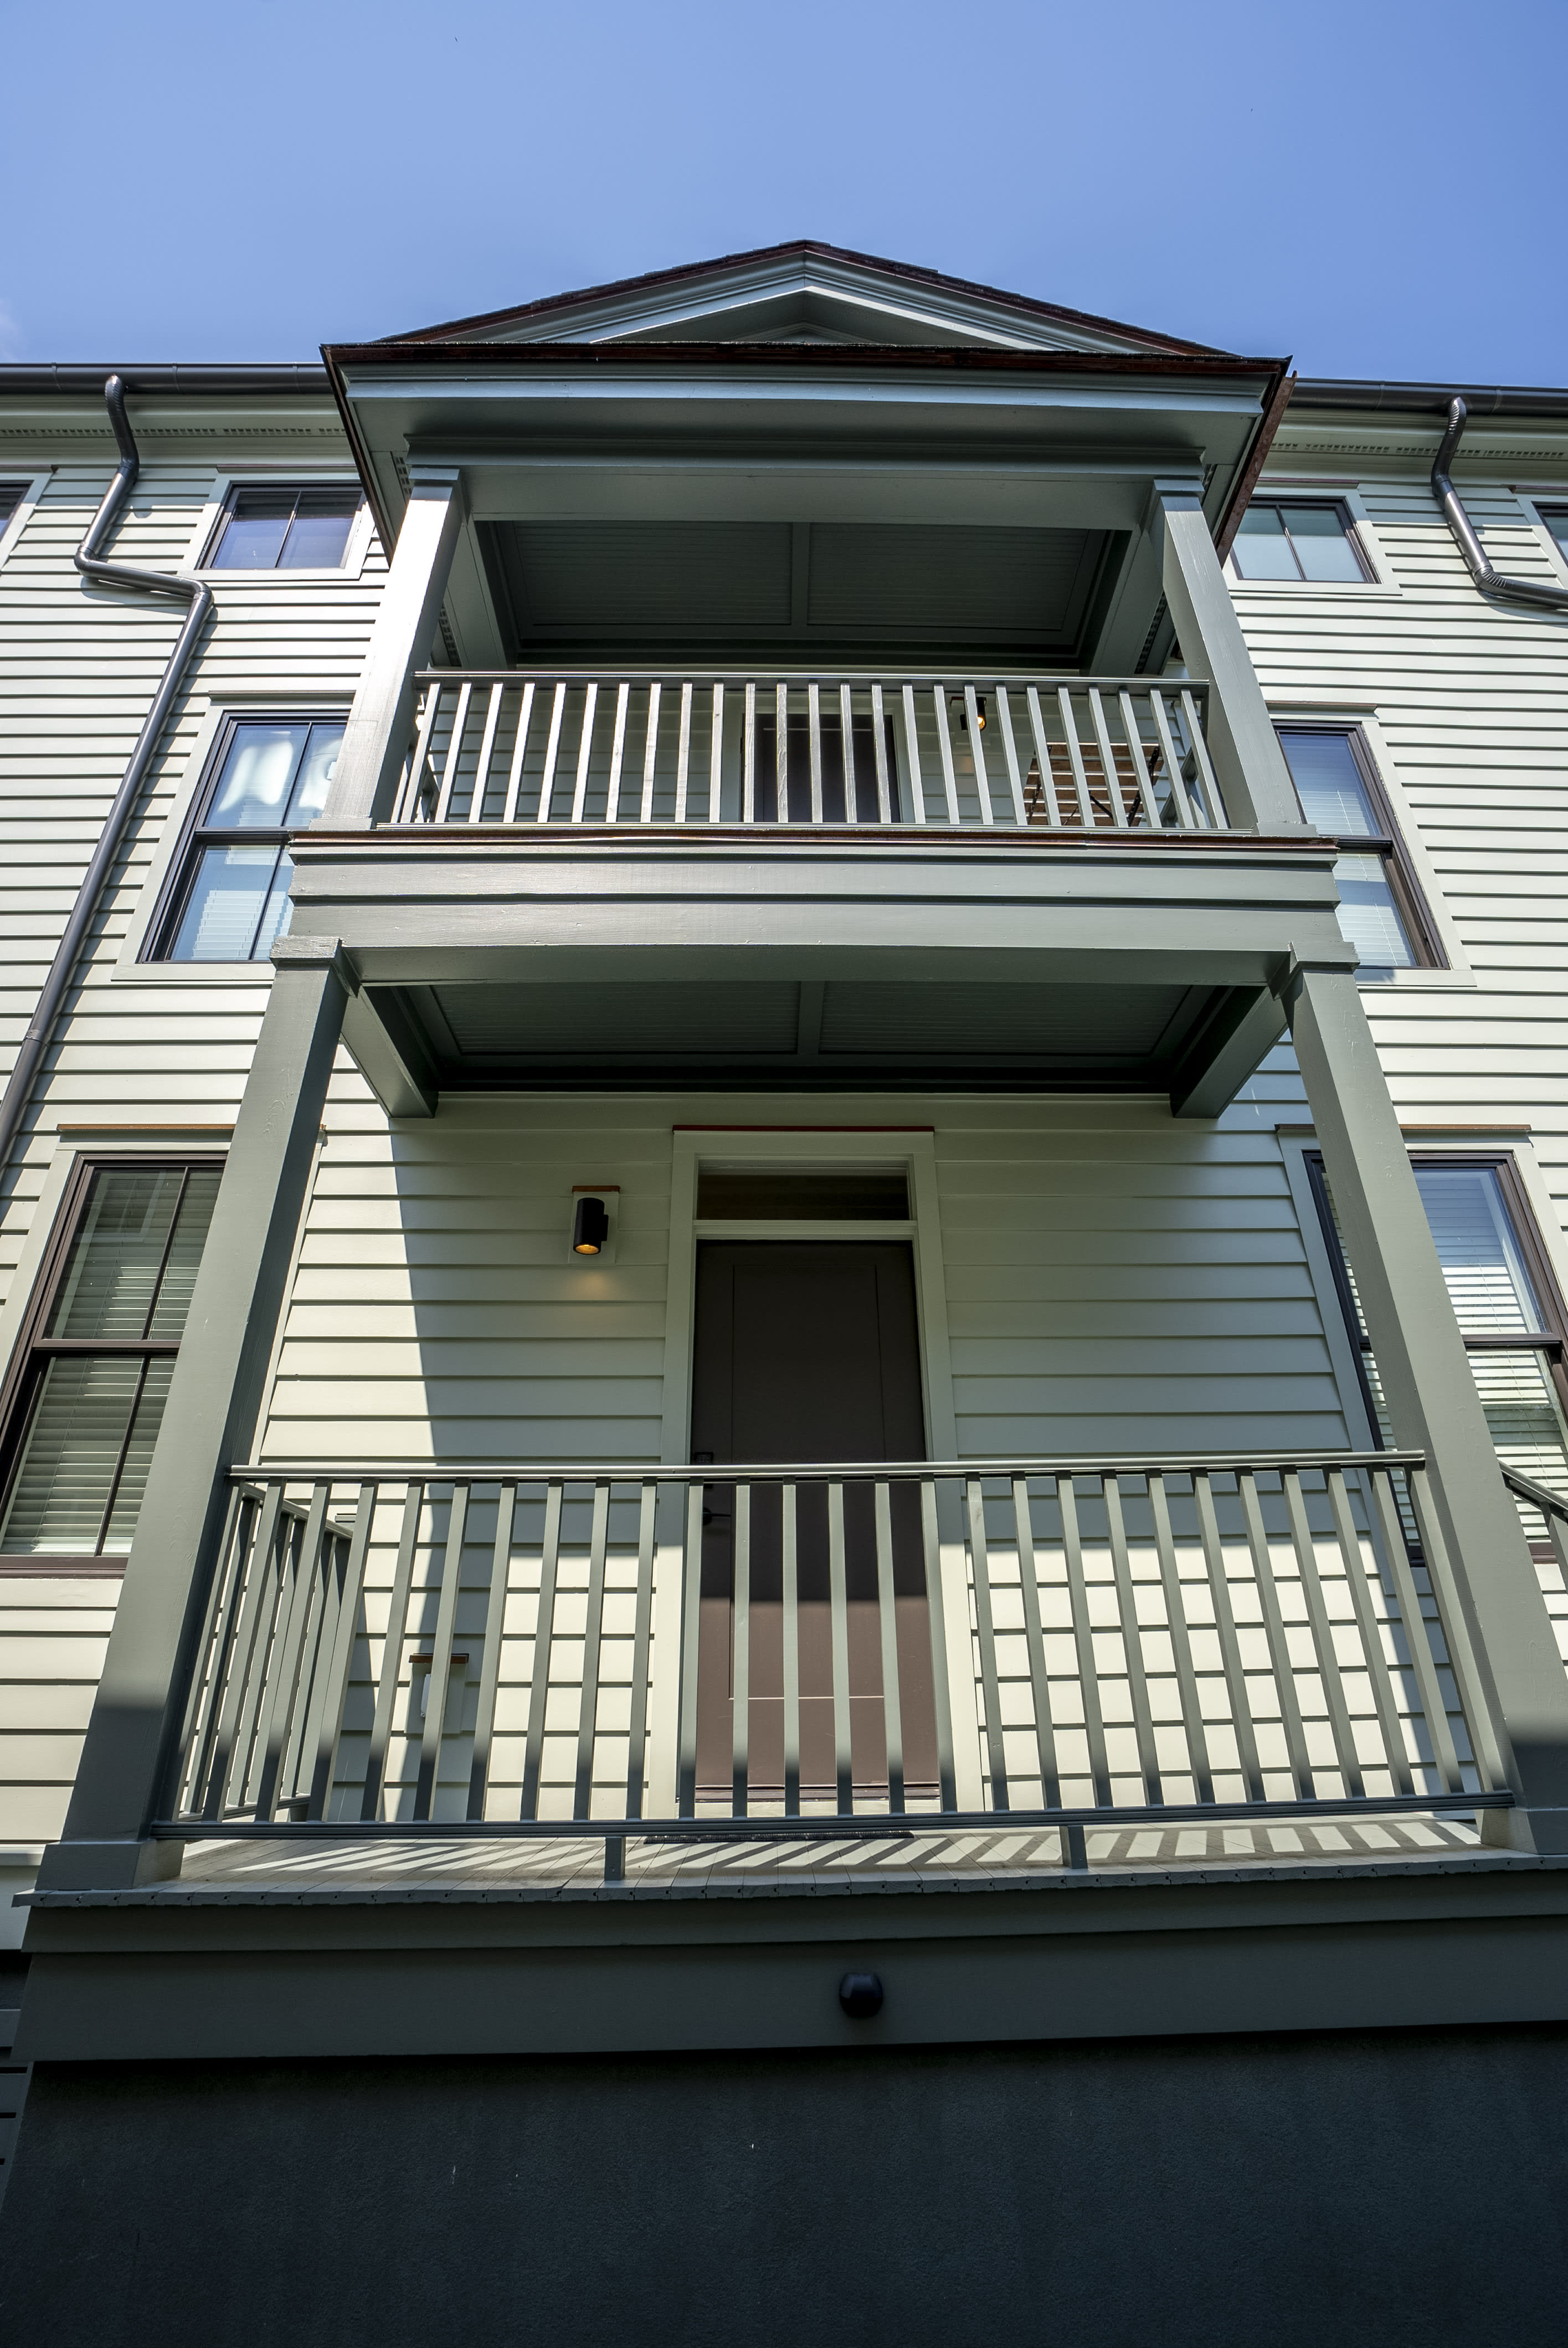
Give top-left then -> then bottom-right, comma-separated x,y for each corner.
234,1449 -> 1423,1483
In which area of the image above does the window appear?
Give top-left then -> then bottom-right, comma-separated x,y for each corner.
1310,1155 -> 1568,1503
207,484 -> 361,571
0,1160 -> 222,1561
1538,506 -> 1568,566
1276,726 -> 1440,980
1231,501 -> 1372,583
0,483 -> 25,529
151,714 -> 345,962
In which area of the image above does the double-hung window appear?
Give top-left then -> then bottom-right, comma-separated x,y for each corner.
0,1160 -> 222,1562
1231,500 -> 1372,583
1277,726 -> 1440,979
206,485 -> 361,571
1311,1155 -> 1568,1506
1537,506 -> 1568,568
151,714 -> 345,963
0,484 -> 25,530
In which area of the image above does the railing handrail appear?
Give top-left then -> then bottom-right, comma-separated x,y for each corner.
412,665 -> 1210,693
1501,1464 -> 1568,1521
232,1449 -> 1424,1484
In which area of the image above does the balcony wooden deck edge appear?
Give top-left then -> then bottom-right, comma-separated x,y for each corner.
302,825 -> 1334,858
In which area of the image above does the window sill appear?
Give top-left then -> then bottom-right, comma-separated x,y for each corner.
196,566 -> 368,586
0,1555 -> 126,1578
111,962 -> 276,987
1358,968 -> 1477,992
1229,578 -> 1401,598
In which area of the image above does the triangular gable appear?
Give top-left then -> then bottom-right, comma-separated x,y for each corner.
387,240 -> 1228,357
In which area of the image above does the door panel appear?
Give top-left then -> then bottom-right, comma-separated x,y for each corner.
690,1243 -> 935,1801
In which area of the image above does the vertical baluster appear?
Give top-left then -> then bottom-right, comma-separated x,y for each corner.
840,683 -> 857,820
1371,1469 -> 1466,1793
414,1482 -> 469,1822
535,680 -> 567,823
808,681 -> 825,823
639,681 -> 661,823
604,681 -> 630,823
1324,1467 -> 1413,1798
1058,1475 -> 1113,1809
1011,1476 -> 1060,1809
432,680 -> 472,824
467,1480 -> 516,1821
521,1482 -> 564,1819
742,681 -> 757,822
676,1479 -> 705,1816
399,683 -> 441,822
178,1484 -> 248,1814
1025,686 -> 1061,826
467,681 -> 504,823
277,1519 -> 335,1816
1055,687 -> 1093,827
1103,1475 -> 1162,1804
227,1504 -> 294,1818
707,681 -> 724,824
732,1482 -> 750,1816
1148,1473 -> 1214,1802
1238,1469 -> 1315,1798
873,1481 -> 904,1815
775,682 -> 790,822
501,681 -> 536,823
919,1480 -> 959,1812
569,680 -> 599,824
870,683 -> 893,823
1117,689 -> 1162,827
201,1483 -> 283,1819
1192,1472 -> 1266,1803
625,1482 -> 657,1818
783,1481 -> 801,1816
963,685 -> 995,823
1405,1464 -> 1507,1793
995,686 -> 1027,826
901,684 -> 926,824
1149,689 -> 1198,828
1181,688 -> 1226,827
674,680 -> 694,822
360,1481 -> 423,1822
932,686 -> 962,825
306,1481 -> 378,1819
965,1479 -> 1009,1811
573,1481 -> 611,1819
254,1485 -> 330,1819
828,1482 -> 853,1811
1281,1468 -> 1364,1797
1087,687 -> 1128,829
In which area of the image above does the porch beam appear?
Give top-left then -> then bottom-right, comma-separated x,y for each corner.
35,940 -> 355,1890
320,464 -> 465,830
1289,965 -> 1568,1851
1156,487 -> 1303,833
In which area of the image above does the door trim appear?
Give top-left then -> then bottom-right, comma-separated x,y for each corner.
660,1127 -> 958,1464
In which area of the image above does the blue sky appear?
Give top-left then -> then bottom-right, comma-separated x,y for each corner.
5,0 -> 1564,383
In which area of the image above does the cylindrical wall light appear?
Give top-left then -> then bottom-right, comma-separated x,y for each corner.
572,1194 -> 610,1255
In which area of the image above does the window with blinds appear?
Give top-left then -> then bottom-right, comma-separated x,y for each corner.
1309,1155 -> 1568,1501
0,1161 -> 222,1561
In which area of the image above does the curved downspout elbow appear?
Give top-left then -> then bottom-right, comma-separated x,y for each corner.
1433,397 -> 1568,614
0,377 -> 214,1182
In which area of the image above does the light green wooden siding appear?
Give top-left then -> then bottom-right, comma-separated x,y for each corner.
0,1579 -> 115,1843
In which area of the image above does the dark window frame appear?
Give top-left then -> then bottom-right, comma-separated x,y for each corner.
200,480 -> 364,573
1536,505 -> 1568,568
1306,1147 -> 1568,1447
1230,498 -> 1376,585
1276,721 -> 1445,972
0,1153 -> 226,1575
143,707 -> 349,965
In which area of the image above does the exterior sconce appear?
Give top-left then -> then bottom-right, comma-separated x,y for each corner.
568,1185 -> 619,1264
953,694 -> 986,731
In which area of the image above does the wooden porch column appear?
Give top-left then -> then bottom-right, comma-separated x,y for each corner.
320,464 -> 465,829
35,941 -> 354,1889
1156,485 -> 1303,833
1291,964 -> 1568,1851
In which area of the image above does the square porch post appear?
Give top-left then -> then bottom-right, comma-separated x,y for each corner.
34,942 -> 354,1889
1291,964 -> 1568,1851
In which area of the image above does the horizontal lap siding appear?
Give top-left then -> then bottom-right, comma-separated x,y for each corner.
0,1581 -> 116,1843
1233,423 -> 1568,1249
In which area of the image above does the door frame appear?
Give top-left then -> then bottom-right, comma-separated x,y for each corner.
659,1125 -> 958,1465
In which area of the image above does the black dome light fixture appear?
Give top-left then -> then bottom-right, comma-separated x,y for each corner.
953,693 -> 986,732
572,1194 -> 610,1255
838,1971 -> 884,2019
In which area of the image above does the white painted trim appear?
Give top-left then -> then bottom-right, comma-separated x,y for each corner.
0,470 -> 51,572
181,471 -> 374,582
1513,493 -> 1568,593
658,1128 -> 956,1465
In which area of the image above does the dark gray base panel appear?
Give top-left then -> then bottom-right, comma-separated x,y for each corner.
4,2028 -> 1567,2347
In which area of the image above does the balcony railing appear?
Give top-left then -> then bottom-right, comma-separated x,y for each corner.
386,671 -> 1227,834
162,1453 -> 1510,1874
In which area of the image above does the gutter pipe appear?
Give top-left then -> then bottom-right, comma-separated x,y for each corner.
1431,397 -> 1568,615
0,377 -> 213,1183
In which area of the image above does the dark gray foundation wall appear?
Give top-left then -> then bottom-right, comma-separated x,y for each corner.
3,2028 -> 1567,2347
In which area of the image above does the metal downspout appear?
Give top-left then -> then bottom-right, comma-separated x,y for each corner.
1432,396 -> 1568,614
0,376 -> 213,1180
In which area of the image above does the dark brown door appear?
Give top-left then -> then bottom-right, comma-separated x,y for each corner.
690,1242 -> 935,1802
